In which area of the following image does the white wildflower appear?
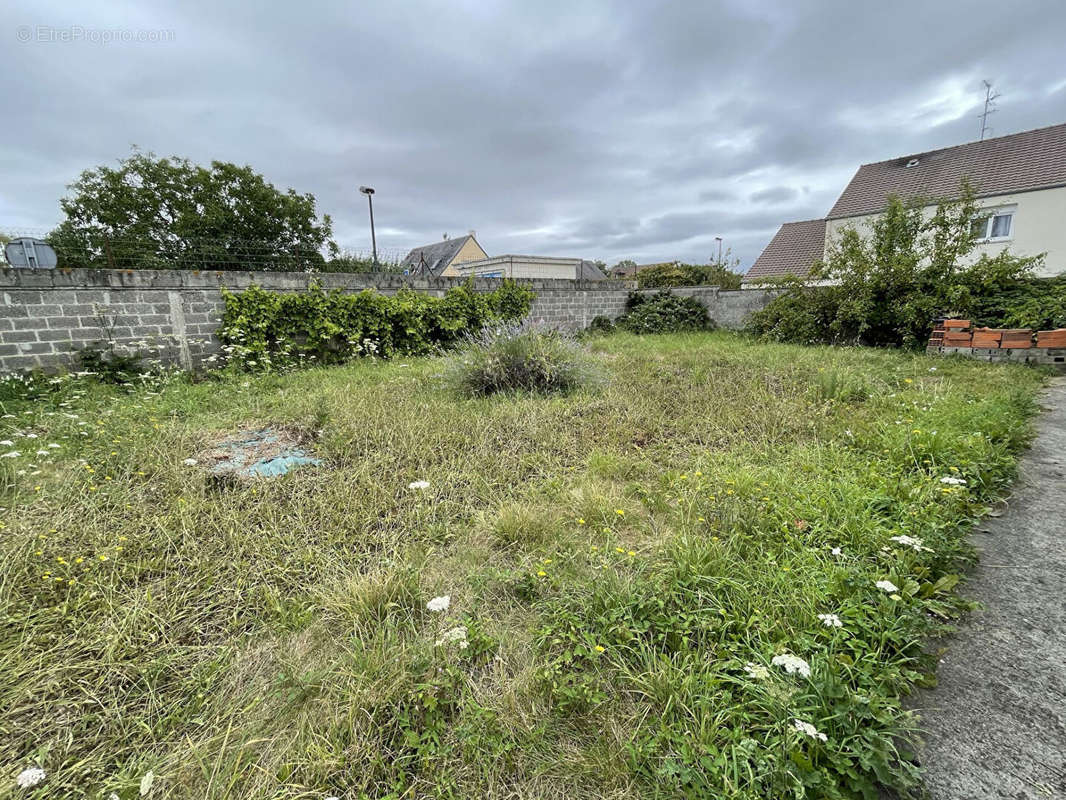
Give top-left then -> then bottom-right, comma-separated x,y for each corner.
889,535 -> 930,552
1,451 -> 20,459
426,595 -> 450,613
408,480 -> 431,490
16,767 -> 46,788
435,625 -> 469,648
0,440 -> 12,446
939,476 -> 967,486
792,718 -> 828,742
47,443 -> 61,449
182,458 -> 198,466
139,770 -> 154,795
743,662 -> 769,680
830,546 -> 842,556
928,367 -> 937,372
771,654 -> 811,678
36,449 -> 49,456
817,613 -> 843,628
875,579 -> 899,593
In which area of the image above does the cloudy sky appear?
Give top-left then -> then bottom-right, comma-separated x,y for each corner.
3,0 -> 1065,270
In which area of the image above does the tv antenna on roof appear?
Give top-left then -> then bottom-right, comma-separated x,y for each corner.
979,80 -> 1000,141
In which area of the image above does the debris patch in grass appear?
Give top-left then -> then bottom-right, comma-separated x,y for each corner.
199,427 -> 320,478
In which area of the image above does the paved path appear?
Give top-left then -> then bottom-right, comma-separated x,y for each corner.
913,377 -> 1066,799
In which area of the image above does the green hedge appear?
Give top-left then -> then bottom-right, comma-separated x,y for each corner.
218,280 -> 534,368
636,262 -> 742,290
616,291 -> 715,334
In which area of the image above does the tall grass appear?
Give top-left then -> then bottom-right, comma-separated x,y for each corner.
0,334 -> 1044,798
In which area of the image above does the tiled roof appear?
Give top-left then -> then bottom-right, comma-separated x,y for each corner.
743,219 -> 825,282
828,122 -> 1066,219
578,260 -> 607,280
400,235 -> 474,276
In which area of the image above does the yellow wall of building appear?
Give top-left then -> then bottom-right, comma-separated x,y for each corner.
824,187 -> 1066,277
438,237 -> 488,277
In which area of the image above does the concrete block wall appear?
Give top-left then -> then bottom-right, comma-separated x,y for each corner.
927,345 -> 1066,367
0,268 -> 777,372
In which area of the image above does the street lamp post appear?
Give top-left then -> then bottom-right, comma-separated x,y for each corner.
714,236 -> 723,265
359,186 -> 377,267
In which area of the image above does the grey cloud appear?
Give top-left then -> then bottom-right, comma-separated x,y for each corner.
749,187 -> 798,205
1,0 -> 1065,269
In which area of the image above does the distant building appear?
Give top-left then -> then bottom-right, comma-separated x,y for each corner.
452,255 -> 606,280
745,122 -> 1066,283
400,234 -> 488,277
609,261 -> 665,279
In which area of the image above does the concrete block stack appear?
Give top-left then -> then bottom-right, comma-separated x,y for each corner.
927,320 -> 1066,368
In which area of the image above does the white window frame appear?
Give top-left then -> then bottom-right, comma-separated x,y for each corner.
971,204 -> 1016,243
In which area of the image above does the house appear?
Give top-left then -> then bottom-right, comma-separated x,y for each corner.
745,220 -> 826,283
400,233 -> 488,277
607,261 -> 660,279
744,122 -> 1066,283
451,255 -> 606,280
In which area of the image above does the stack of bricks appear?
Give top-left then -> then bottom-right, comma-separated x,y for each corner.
933,319 -> 973,348
1037,329 -> 1066,348
927,320 -> 1066,368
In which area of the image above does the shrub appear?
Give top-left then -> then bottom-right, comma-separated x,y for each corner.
747,183 -> 1044,348
636,260 -> 742,290
75,344 -> 147,385
218,279 -> 535,370
746,282 -> 844,345
448,326 -> 598,396
585,315 -> 615,334
967,274 -> 1066,330
616,291 -> 714,334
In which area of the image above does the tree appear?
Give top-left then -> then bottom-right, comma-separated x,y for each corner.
636,252 -> 742,290
749,181 -> 1043,348
49,150 -> 337,270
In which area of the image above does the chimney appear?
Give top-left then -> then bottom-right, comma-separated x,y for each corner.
468,229 -> 476,238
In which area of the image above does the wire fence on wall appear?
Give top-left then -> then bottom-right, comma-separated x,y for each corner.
0,227 -> 411,273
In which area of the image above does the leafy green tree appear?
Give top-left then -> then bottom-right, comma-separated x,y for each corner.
636,254 -> 742,290
49,150 -> 337,270
749,182 -> 1043,348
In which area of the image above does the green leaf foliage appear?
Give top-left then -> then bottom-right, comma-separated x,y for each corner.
218,280 -> 535,369
616,291 -> 716,334
747,181 -> 1049,348
48,149 -> 336,270
637,259 -> 743,290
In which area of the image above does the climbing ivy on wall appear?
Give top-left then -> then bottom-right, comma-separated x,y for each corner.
217,280 -> 535,369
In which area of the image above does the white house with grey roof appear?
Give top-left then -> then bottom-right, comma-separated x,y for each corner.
745,122 -> 1066,282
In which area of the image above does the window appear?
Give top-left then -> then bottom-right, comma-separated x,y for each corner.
970,206 -> 1015,242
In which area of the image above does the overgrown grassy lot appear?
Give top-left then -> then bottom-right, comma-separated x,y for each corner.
0,333 -> 1045,799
